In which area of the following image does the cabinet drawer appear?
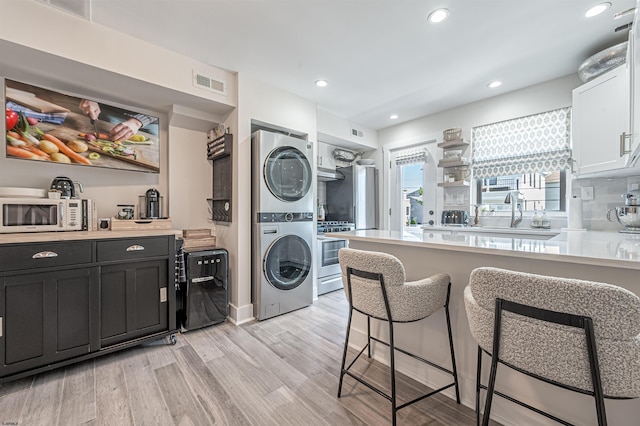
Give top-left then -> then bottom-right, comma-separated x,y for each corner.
96,236 -> 170,262
0,241 -> 93,272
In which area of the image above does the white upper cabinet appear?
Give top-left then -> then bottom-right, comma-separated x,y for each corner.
631,26 -> 640,166
572,62 -> 631,176
317,142 -> 338,170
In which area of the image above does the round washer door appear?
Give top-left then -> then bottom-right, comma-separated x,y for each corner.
263,146 -> 312,202
264,235 -> 312,290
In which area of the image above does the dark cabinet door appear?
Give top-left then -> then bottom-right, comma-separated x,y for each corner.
100,259 -> 168,347
0,268 -> 99,377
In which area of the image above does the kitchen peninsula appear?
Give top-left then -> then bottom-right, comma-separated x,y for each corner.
328,228 -> 640,426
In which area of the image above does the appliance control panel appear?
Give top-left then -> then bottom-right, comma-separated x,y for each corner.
257,212 -> 313,223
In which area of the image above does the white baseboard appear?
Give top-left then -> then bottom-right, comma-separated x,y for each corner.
228,302 -> 254,325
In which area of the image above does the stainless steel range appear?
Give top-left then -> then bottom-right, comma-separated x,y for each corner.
317,220 -> 355,234
316,221 -> 354,295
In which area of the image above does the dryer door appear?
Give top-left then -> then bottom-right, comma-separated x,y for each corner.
263,146 -> 312,202
263,234 -> 312,290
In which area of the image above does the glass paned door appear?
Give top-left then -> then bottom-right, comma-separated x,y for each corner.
388,144 -> 438,231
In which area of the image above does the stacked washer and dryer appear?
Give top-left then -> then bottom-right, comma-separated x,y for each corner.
252,130 -> 314,320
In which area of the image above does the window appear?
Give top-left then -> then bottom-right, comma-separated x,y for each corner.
402,163 -> 424,225
472,107 -> 571,212
476,171 -> 566,212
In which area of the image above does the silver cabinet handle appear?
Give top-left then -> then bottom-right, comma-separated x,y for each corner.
32,251 -> 58,259
620,132 -> 632,156
126,245 -> 145,251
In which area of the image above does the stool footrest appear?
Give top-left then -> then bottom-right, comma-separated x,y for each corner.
397,382 -> 456,410
344,370 -> 393,402
370,335 -> 456,376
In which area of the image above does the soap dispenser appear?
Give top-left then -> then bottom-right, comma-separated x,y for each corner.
540,209 -> 550,229
531,209 -> 541,228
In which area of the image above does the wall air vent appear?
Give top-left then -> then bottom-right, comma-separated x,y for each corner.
351,127 -> 364,138
193,70 -> 227,96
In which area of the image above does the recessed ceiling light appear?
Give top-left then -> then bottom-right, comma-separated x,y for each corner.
487,81 -> 502,89
314,79 -> 328,87
585,2 -> 611,18
390,114 -> 399,120
428,8 -> 450,24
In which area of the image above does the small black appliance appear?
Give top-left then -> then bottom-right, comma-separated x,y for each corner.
144,188 -> 161,219
441,210 -> 469,225
50,176 -> 83,199
179,248 -> 229,331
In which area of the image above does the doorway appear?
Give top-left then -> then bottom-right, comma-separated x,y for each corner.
386,142 -> 438,232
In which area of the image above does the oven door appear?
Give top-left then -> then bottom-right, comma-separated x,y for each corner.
317,237 -> 347,278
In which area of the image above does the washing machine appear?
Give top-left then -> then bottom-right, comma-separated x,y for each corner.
253,214 -> 314,320
252,130 -> 314,215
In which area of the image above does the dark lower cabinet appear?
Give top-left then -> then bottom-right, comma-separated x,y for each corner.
1,267 -> 99,377
0,235 -> 175,382
100,260 -> 168,347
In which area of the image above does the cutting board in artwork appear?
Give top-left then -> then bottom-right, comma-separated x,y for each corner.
6,87 -> 70,113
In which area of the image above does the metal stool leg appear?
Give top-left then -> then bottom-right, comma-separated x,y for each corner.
476,346 -> 482,426
444,283 -> 461,404
338,306 -> 354,398
367,315 -> 372,358
389,319 -> 397,426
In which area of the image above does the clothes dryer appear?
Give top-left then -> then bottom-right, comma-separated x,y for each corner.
252,130 -> 314,215
253,215 -> 314,320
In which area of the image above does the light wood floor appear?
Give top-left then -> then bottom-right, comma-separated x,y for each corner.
0,290 -> 496,425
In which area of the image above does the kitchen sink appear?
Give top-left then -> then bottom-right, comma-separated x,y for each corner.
463,227 -> 559,240
423,225 -> 560,240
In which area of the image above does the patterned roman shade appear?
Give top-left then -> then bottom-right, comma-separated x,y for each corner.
472,107 -> 572,178
395,147 -> 428,165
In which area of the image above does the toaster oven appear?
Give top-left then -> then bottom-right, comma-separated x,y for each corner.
441,210 -> 469,226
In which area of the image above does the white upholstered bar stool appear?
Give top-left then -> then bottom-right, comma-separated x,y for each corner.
337,247 -> 460,426
464,267 -> 640,426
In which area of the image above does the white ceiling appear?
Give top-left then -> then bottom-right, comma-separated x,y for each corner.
64,0 -> 637,130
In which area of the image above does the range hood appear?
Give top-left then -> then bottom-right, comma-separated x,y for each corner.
317,167 -> 345,181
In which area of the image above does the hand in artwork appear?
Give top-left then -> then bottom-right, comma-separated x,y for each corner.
78,99 -> 101,121
109,118 -> 142,141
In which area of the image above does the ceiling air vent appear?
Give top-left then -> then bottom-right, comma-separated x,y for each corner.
351,127 -> 364,138
41,0 -> 91,20
193,70 -> 227,96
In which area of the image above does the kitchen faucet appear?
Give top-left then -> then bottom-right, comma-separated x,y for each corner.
504,191 -> 524,228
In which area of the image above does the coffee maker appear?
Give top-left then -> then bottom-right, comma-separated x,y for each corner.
141,188 -> 162,219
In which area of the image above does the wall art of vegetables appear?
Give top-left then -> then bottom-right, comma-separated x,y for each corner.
5,79 -> 161,173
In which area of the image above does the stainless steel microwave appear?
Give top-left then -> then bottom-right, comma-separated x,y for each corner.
0,198 -> 83,233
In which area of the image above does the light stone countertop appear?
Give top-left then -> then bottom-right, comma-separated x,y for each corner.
326,228 -> 640,271
0,229 -> 182,244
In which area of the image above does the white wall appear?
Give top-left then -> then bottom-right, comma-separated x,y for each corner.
167,126 -> 213,229
0,1 -> 235,228
232,73 -> 317,323
0,0 -> 235,110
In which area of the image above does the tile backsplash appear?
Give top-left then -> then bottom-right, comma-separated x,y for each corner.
572,176 -> 640,231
